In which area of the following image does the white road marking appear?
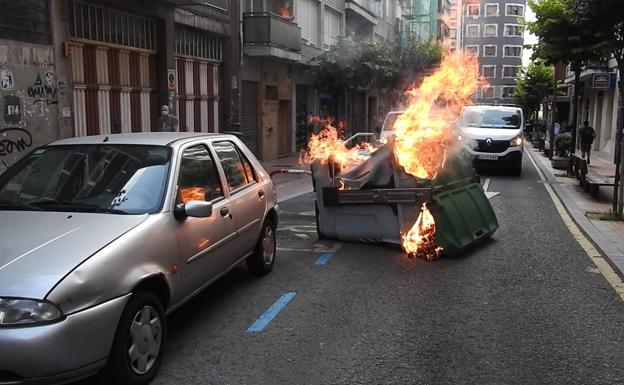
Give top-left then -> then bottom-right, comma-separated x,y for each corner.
482,177 -> 500,199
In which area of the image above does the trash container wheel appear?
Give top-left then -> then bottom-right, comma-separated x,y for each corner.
315,201 -> 326,240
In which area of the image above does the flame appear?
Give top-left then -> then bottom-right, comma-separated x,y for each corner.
393,51 -> 481,179
300,121 -> 371,172
403,203 -> 443,260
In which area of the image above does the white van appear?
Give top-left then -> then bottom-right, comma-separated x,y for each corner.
459,105 -> 524,175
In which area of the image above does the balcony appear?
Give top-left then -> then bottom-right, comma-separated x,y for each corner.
243,13 -> 301,62
346,0 -> 381,24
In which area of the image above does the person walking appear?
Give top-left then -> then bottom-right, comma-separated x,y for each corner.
155,105 -> 179,132
579,120 -> 596,164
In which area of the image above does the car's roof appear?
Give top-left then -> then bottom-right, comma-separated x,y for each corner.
50,132 -> 237,146
463,105 -> 520,111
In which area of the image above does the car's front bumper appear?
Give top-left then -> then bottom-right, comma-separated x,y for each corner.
0,294 -> 130,385
464,145 -> 523,168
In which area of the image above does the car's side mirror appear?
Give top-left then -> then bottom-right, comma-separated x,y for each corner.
174,200 -> 213,220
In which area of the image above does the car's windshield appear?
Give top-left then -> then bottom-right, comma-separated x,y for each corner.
461,108 -> 521,129
0,144 -> 171,214
382,112 -> 403,133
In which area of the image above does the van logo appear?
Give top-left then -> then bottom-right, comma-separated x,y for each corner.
486,138 -> 492,145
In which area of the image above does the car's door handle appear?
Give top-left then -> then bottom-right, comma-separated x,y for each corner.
220,207 -> 230,218
258,190 -> 265,198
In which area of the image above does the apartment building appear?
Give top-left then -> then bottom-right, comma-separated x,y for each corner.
461,0 -> 525,103
401,0 -> 451,44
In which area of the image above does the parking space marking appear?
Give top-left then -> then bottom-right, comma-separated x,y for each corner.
246,292 -> 297,333
482,178 -> 500,199
527,151 -> 624,302
315,252 -> 334,266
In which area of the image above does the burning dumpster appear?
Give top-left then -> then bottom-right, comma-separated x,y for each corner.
302,51 -> 499,260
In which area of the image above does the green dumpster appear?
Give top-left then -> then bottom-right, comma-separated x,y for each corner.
430,182 -> 498,257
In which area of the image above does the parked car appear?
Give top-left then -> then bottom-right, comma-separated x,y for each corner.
0,133 -> 278,385
459,105 -> 525,175
378,110 -> 405,144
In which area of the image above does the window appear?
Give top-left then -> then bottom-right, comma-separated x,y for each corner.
467,4 -> 479,16
266,86 -> 278,100
504,24 -> 522,36
71,1 -> 156,51
504,45 -> 523,57
178,145 -> 223,203
484,24 -> 498,37
175,24 -> 223,62
466,24 -> 479,37
503,66 -> 522,78
502,86 -> 516,98
465,45 -> 479,57
213,141 -> 256,191
483,45 -> 497,57
450,28 -> 457,38
297,0 -> 320,46
323,6 -> 341,49
482,65 -> 496,78
481,87 -> 495,98
0,0 -> 51,44
506,4 -> 525,17
485,3 -> 499,16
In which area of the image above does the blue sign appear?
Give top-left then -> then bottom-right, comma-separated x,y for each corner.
591,73 -> 616,89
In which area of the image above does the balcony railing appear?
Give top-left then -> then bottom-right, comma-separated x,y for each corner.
346,0 -> 381,18
243,12 -> 301,53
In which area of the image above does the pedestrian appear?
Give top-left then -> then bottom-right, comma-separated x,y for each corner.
579,120 -> 596,164
155,105 -> 178,132
554,121 -> 561,135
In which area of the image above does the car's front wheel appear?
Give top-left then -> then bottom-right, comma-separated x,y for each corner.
246,219 -> 276,276
100,291 -> 166,385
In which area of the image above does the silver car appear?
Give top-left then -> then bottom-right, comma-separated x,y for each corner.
0,133 -> 278,384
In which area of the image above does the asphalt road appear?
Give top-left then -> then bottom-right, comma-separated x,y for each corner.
83,153 -> 624,384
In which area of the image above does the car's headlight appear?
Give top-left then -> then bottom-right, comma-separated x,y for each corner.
0,298 -> 63,326
510,135 -> 523,146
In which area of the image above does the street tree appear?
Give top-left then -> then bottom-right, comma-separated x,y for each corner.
527,0 -> 608,163
513,63 -> 554,121
391,39 -> 443,94
571,0 -> 624,214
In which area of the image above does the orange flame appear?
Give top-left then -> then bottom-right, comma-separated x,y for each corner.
393,51 -> 481,179
300,122 -> 372,172
403,203 -> 443,260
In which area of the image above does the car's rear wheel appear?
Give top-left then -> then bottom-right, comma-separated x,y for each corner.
246,219 -> 276,276
100,291 -> 166,385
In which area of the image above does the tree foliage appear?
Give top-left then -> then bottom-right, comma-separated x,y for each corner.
513,63 -> 554,119
308,37 -> 395,93
308,37 -> 442,94
391,39 -> 443,91
526,0 -> 606,70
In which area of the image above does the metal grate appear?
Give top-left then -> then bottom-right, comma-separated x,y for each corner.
265,85 -> 278,100
0,0 -> 51,44
175,24 -> 222,62
70,1 -> 156,51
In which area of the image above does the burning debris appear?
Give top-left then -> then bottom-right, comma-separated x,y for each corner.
301,50 -> 497,260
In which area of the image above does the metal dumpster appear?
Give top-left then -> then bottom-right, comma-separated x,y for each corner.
312,143 -> 498,257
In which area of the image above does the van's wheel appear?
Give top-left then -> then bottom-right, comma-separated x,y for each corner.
100,291 -> 166,385
247,219 -> 276,276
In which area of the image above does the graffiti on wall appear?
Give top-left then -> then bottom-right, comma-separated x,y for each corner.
4,95 -> 21,124
0,128 -> 32,157
28,70 -> 58,106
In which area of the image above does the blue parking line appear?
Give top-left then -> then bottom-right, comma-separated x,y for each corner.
315,252 -> 334,266
246,292 -> 296,333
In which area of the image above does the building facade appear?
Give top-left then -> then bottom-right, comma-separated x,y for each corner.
401,0 -> 450,44
0,0 -> 240,171
460,0 -> 525,103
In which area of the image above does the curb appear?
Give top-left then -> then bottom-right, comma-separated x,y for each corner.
526,146 -> 624,277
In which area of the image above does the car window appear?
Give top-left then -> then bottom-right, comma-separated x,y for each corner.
177,145 -> 223,204
212,141 -> 256,192
0,145 -> 171,214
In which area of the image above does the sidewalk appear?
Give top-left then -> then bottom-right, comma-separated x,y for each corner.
261,154 -> 314,203
527,143 -> 624,275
